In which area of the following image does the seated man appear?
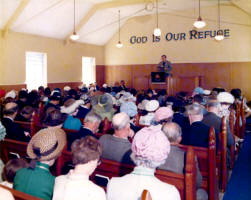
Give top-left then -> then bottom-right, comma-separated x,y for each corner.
1,102 -> 30,142
99,112 -> 134,164
67,113 -> 102,150
159,122 -> 208,200
181,104 -> 211,148
202,101 -> 234,148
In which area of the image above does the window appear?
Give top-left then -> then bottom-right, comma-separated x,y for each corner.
82,57 -> 96,86
26,51 -> 47,91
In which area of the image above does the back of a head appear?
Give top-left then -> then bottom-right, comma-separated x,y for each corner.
71,136 -> 102,165
193,94 -> 204,104
186,104 -> 203,116
206,100 -> 221,110
162,122 -> 182,143
230,88 -> 242,99
3,103 -> 18,116
112,112 -> 130,131
2,158 -> 28,183
21,106 -> 34,116
84,113 -> 102,124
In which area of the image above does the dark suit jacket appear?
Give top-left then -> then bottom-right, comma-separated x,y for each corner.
1,117 -> 30,142
67,127 -> 97,150
202,112 -> 234,147
158,145 -> 202,188
181,121 -> 211,148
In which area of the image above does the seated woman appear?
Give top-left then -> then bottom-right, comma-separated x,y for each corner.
53,136 -> 106,200
107,126 -> 180,200
139,100 -> 159,126
61,99 -> 83,131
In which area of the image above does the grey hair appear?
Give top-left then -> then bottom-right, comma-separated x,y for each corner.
206,101 -> 221,108
130,153 -> 165,169
112,112 -> 130,130
162,122 -> 182,143
84,112 -> 102,124
186,103 -> 203,115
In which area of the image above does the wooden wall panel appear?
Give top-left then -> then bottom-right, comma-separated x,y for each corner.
96,65 -> 105,86
104,62 -> 251,100
0,84 -> 26,92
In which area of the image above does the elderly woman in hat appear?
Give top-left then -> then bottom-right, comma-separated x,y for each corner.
154,106 -> 174,125
139,100 -> 159,126
61,98 -> 84,130
53,136 -> 106,200
107,126 -> 180,200
13,128 -> 66,200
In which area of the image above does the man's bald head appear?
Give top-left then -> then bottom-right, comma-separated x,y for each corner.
162,122 -> 182,143
3,102 -> 18,117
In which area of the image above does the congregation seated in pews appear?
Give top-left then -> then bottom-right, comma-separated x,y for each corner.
0,83 -> 250,200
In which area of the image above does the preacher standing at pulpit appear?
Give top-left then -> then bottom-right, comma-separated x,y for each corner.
157,55 -> 172,76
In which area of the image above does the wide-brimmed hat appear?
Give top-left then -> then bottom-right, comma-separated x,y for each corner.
92,94 -> 113,112
27,128 -> 66,161
61,99 -> 84,114
120,102 -> 138,117
154,107 -> 174,122
217,92 -> 234,104
145,100 -> 159,112
138,99 -> 149,110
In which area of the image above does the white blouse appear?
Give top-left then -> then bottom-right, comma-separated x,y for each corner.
53,170 -> 106,200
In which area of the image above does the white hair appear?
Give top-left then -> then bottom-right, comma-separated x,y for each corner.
84,113 -> 102,124
112,112 -> 130,130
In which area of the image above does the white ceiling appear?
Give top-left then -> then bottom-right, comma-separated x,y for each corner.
0,0 -> 250,46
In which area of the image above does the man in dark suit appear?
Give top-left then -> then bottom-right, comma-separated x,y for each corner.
67,113 -> 101,150
181,104 -> 211,148
202,101 -> 234,147
1,102 -> 30,142
159,122 -> 208,200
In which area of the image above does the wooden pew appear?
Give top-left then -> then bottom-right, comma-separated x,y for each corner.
0,139 -> 28,163
217,116 -> 227,192
0,184 -> 42,200
56,147 -> 197,200
141,190 -> 152,200
179,127 -> 219,200
229,108 -> 236,169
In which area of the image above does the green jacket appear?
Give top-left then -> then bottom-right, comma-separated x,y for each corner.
14,162 -> 55,200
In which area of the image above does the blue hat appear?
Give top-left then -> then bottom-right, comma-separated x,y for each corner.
193,87 -> 204,95
120,102 -> 138,117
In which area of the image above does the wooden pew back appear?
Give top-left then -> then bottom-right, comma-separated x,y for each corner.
56,148 -> 197,200
179,127 -> 219,200
0,185 -> 42,200
0,139 -> 28,163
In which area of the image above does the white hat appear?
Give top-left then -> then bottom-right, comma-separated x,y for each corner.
145,100 -> 159,112
217,92 -> 234,104
61,99 -> 84,114
102,83 -> 108,88
138,99 -> 149,110
203,90 -> 211,95
63,86 -> 71,91
5,90 -> 16,99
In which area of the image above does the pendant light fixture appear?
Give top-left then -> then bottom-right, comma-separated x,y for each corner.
215,0 -> 224,41
116,10 -> 123,48
153,0 -> 161,37
193,0 -> 206,29
70,0 -> 79,41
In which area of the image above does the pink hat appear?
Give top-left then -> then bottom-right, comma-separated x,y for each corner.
154,107 -> 174,122
132,126 -> 170,163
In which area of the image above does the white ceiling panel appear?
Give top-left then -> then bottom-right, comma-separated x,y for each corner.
0,0 -> 21,29
11,0 -> 94,39
1,0 -> 249,46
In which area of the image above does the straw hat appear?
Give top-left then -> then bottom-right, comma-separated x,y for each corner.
27,128 -> 66,161
145,100 -> 159,112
